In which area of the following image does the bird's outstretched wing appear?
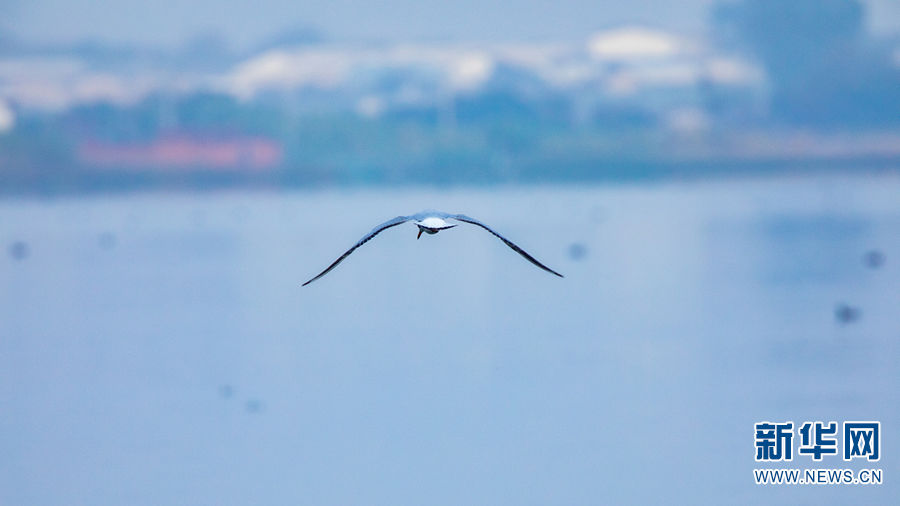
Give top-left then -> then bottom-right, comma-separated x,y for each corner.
450,214 -> 563,277
302,215 -> 410,286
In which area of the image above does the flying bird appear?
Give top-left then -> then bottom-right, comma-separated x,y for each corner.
302,211 -> 563,286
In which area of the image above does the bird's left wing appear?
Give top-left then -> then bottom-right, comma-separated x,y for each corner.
450,214 -> 563,277
302,215 -> 410,286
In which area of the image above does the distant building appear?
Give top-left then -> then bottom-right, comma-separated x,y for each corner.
78,134 -> 282,171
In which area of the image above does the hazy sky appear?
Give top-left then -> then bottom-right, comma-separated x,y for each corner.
4,0 -> 900,49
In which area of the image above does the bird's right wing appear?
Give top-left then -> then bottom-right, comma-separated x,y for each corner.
302,215 -> 410,286
450,214 -> 564,277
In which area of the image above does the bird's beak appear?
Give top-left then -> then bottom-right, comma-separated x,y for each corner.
417,228 -> 423,239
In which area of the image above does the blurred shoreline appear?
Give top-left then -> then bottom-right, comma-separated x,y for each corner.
2,157 -> 899,199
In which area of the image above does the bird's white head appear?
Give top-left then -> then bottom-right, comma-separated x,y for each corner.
415,217 -> 456,239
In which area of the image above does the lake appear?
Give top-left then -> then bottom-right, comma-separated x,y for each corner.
2,174 -> 898,504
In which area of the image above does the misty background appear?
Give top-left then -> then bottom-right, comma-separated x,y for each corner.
1,0 -> 899,193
